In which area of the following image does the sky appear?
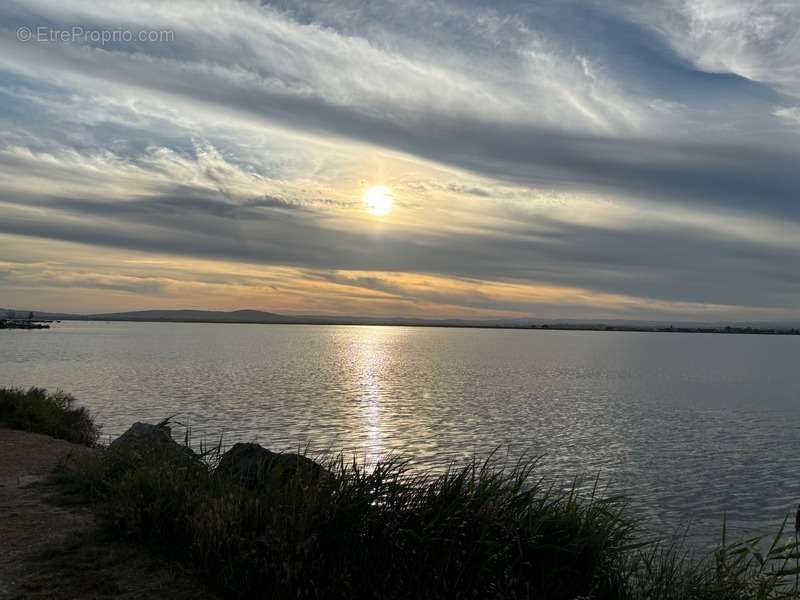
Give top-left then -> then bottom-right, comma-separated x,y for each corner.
1,0 -> 799,321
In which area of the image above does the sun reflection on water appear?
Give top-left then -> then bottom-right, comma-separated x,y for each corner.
350,327 -> 392,464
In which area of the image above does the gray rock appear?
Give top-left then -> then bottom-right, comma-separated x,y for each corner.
110,421 -> 199,464
216,442 -> 329,489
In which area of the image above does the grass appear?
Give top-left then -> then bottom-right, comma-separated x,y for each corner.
57,447 -> 632,599
54,438 -> 800,600
0,386 -> 100,445
609,518 -> 800,600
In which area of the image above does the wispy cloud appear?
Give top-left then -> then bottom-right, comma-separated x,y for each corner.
1,0 -> 799,319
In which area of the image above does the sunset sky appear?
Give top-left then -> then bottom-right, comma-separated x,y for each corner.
2,1 -> 800,320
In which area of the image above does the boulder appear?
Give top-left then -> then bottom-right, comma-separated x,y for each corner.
110,421 -> 200,465
216,442 -> 329,489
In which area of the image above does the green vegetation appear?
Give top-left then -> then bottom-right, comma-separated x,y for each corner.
0,387 -> 99,445
56,439 -> 800,599
611,517 -> 800,600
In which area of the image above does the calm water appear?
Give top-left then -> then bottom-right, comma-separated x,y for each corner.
2,321 -> 800,549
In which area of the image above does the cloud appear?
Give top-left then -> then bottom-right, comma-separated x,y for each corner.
637,0 -> 800,95
2,1 -> 797,218
0,0 -> 799,318
4,170 -> 800,313
773,106 -> 800,124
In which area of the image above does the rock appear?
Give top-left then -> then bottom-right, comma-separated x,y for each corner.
216,442 -> 329,489
110,421 -> 200,465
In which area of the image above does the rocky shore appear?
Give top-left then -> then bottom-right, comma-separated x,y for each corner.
109,421 -> 330,487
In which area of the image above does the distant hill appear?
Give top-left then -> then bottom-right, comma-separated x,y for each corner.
84,309 -> 289,323
1,308 -> 289,323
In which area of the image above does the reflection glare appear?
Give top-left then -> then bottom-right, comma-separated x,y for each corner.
350,327 -> 394,464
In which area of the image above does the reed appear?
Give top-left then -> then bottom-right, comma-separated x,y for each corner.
55,438 -> 800,599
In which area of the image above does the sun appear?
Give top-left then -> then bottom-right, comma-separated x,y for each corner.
363,185 -> 394,216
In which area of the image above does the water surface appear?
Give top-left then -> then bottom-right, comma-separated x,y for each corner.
2,321 -> 799,549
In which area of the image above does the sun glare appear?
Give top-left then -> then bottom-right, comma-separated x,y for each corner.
363,185 -> 394,216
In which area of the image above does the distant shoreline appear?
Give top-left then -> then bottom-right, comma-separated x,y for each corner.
33,315 -> 800,336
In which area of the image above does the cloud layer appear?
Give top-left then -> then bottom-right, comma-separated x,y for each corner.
1,0 -> 799,319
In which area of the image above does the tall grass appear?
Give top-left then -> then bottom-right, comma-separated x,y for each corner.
609,518 -> 800,600
58,445 -> 634,599
0,386 -> 99,445
55,439 -> 800,599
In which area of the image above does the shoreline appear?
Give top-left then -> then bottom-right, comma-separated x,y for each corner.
20,316 -> 800,336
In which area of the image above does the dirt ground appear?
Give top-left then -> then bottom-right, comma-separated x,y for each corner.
0,428 -> 216,599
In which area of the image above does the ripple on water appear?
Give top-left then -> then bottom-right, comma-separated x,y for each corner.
3,323 -> 800,550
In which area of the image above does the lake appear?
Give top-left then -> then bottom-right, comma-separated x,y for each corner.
2,321 -> 799,550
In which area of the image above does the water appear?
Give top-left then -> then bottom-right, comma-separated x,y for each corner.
2,321 -> 800,549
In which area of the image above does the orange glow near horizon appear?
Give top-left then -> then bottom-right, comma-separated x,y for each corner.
2,233 -> 769,321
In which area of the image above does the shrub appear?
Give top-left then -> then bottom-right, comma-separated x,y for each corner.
0,387 -> 100,446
